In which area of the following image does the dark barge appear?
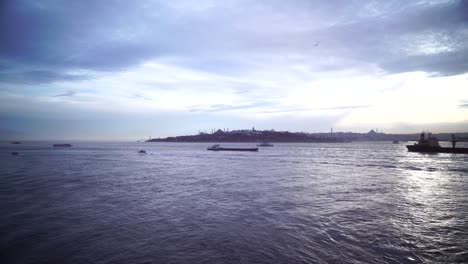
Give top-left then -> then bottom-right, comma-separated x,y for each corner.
53,144 -> 72,147
207,144 -> 258,152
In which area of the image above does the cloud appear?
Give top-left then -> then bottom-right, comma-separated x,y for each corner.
53,91 -> 75,97
189,102 -> 277,112
0,69 -> 90,84
326,105 -> 369,110
131,94 -> 152,101
1,0 -> 467,86
256,105 -> 369,114
301,0 -> 468,76
1,0 -> 468,138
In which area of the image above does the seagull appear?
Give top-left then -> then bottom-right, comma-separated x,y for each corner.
314,41 -> 320,47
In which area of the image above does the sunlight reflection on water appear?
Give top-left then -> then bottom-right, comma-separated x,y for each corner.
392,152 -> 467,262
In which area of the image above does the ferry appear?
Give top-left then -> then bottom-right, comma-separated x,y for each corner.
406,132 -> 468,154
207,144 -> 258,152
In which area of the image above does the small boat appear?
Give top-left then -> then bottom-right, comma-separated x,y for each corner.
11,141 -> 21,144
207,144 -> 258,152
406,132 -> 468,154
11,152 -> 19,155
138,150 -> 147,154
53,144 -> 72,147
257,142 -> 274,147
392,140 -> 399,144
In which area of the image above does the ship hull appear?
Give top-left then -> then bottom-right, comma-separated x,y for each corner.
207,147 -> 258,151
53,144 -> 72,147
406,145 -> 468,154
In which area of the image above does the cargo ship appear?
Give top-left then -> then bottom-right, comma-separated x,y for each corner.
406,132 -> 468,154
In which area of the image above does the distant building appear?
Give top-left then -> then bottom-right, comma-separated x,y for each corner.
214,129 -> 224,135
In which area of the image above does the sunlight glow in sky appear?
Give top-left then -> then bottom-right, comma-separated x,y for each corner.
1,0 -> 468,140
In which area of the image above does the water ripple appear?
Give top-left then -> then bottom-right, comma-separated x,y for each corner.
1,142 -> 467,263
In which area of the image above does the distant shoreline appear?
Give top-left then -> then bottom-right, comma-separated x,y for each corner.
146,129 -> 468,143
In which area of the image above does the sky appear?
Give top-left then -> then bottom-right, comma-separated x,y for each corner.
1,0 -> 468,140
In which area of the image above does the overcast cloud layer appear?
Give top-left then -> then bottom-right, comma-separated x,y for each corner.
1,0 -> 468,139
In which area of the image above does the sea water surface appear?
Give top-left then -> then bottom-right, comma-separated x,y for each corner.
1,141 -> 468,264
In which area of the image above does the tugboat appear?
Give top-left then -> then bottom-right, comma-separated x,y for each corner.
406,132 -> 468,154
207,144 -> 258,152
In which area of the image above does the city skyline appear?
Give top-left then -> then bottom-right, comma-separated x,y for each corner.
1,0 -> 468,140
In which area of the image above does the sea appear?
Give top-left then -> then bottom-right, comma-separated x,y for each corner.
1,141 -> 468,264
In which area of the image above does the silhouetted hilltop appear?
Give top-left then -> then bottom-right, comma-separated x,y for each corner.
146,129 -> 468,143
